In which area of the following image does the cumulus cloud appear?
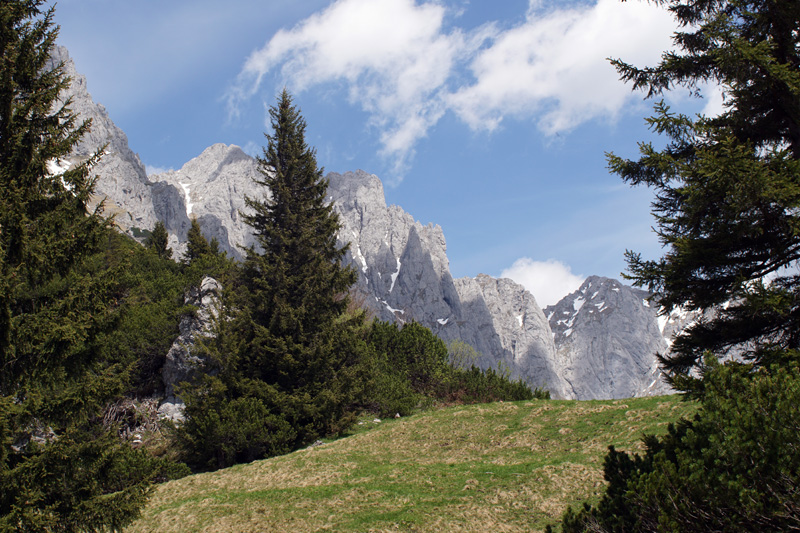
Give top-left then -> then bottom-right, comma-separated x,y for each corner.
449,0 -> 677,133
227,0 -> 678,178
501,258 -> 584,307
227,0 -> 476,178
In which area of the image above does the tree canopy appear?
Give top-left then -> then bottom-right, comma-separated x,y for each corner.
609,0 -> 800,385
557,1 -> 800,529
0,1 -> 164,529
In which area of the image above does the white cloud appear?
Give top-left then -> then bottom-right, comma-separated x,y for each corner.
700,83 -> 727,118
146,165 -> 174,176
501,258 -> 584,307
227,0 -> 474,180
227,0 -> 678,178
449,0 -> 677,134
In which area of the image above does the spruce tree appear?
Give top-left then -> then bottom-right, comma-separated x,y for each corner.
178,90 -> 362,469
0,2 -> 159,529
146,220 -> 171,260
607,0 -> 800,386
237,89 -> 359,444
183,217 -> 212,264
557,1 -> 800,530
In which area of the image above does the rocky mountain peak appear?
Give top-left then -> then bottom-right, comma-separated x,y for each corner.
57,45 -> 686,401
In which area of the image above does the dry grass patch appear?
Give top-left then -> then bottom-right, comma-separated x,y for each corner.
127,395 -> 696,532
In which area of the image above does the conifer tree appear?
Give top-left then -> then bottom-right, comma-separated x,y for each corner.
557,1 -> 800,530
608,0 -> 800,387
239,89 -> 359,442
178,90 -> 362,469
0,2 -> 159,529
146,220 -> 171,259
183,217 -> 212,264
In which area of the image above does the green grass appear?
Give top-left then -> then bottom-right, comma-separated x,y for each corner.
127,395 -> 696,532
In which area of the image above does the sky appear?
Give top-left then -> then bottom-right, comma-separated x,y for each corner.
52,0 -> 722,307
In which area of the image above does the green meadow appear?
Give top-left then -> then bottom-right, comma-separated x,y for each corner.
128,395 -> 696,532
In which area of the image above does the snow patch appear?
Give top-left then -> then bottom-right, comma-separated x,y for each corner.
355,244 -> 368,273
379,298 -> 404,315
573,296 -> 585,313
516,314 -> 523,328
564,328 -> 573,337
179,182 -> 194,216
437,318 -> 449,325
642,299 -> 650,308
657,314 -> 669,334
389,257 -> 401,293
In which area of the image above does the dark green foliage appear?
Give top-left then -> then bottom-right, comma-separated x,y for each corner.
0,2 -> 161,529
146,220 -> 171,260
607,0 -> 800,385
561,360 -> 800,532
183,218 -> 212,265
362,321 -> 537,417
177,90 -> 363,470
559,1 -> 800,530
368,321 -> 450,395
93,230 -> 188,396
447,365 -> 543,403
177,375 -> 295,470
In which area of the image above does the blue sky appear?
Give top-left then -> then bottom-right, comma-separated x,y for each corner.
53,0 -> 722,306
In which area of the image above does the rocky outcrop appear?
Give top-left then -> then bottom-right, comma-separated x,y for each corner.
159,277 -> 222,421
149,144 -> 264,259
327,171 -> 562,394
452,275 -> 571,397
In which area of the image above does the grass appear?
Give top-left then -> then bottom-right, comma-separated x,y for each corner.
127,395 -> 696,532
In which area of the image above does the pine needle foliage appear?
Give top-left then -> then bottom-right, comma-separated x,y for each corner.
607,0 -> 800,386
0,3 -> 163,530
146,220 -> 171,260
557,1 -> 800,530
183,218 -> 211,265
177,90 -> 363,470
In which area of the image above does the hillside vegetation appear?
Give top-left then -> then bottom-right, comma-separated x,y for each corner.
127,395 -> 695,532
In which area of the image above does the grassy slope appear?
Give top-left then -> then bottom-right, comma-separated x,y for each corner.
128,396 -> 696,532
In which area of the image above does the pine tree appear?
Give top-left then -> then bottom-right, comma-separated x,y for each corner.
0,2 -> 159,529
183,217 -> 212,264
236,89 -> 359,442
607,0 -> 800,386
178,90 -> 362,469
146,220 -> 171,260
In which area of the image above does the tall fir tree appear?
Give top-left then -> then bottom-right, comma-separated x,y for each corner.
178,90 -> 363,470
607,0 -> 800,387
0,2 -> 160,529
183,217 -> 212,264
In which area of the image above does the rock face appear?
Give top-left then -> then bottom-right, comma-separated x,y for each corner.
545,276 -> 674,400
58,46 -> 692,400
48,46 -> 159,233
149,144 -> 264,259
328,171 -> 565,395
161,277 -> 222,402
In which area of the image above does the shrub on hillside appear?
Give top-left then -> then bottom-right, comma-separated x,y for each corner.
559,358 -> 800,531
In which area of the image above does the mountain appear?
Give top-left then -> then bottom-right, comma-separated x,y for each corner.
55,45 -> 693,400
545,276 -> 673,399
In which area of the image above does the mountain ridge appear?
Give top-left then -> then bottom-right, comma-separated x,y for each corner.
56,45 -> 690,400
